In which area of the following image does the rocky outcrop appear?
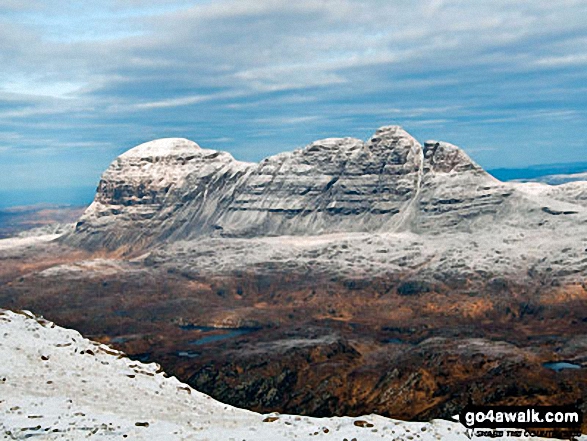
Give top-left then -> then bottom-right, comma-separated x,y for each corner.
219,126 -> 423,236
66,127 -> 427,249
65,138 -> 253,250
415,140 -> 512,231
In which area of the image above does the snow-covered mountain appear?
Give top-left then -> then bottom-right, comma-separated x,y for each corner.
59,125 -> 587,289
64,126 -> 587,255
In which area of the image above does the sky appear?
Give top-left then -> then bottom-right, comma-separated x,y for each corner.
1,0 -> 587,207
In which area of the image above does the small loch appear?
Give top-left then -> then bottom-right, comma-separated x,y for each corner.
180,324 -> 260,346
177,350 -> 200,358
542,361 -> 582,372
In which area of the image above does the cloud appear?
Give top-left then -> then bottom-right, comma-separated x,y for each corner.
131,90 -> 247,110
253,115 -> 322,126
4,1 -> 586,100
534,54 -> 587,67
466,147 -> 498,153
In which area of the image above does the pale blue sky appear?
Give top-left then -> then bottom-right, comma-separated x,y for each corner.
1,0 -> 587,206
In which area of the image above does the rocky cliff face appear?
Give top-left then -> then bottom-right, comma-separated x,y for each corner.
415,140 -> 512,232
219,126 -> 423,237
66,125 -> 585,251
67,138 -> 253,250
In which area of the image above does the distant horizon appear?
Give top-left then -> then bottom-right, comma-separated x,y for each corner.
0,186 -> 96,210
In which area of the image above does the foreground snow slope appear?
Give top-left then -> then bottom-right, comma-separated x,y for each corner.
0,309 -> 573,440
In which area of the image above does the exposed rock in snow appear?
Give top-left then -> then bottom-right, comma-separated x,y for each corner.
67,137 -> 253,250
53,125 -> 587,291
0,309 -> 570,440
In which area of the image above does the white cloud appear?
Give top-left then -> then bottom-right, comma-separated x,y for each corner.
466,147 -> 498,153
4,0 -> 587,101
253,115 -> 322,126
1,79 -> 84,99
132,90 -> 246,110
406,119 -> 451,127
534,54 -> 587,67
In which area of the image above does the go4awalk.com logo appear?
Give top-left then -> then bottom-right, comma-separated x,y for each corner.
458,405 -> 583,439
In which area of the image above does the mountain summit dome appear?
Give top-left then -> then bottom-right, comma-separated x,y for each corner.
119,138 -> 202,159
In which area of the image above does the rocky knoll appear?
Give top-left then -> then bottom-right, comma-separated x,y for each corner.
65,138 -> 252,250
66,127 -> 424,248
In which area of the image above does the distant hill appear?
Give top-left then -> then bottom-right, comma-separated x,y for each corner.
488,162 -> 587,182
0,186 -> 96,210
0,204 -> 86,239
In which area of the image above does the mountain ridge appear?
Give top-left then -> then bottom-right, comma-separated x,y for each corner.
65,125 -> 572,251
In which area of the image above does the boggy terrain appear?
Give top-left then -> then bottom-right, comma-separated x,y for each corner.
1,125 -> 586,430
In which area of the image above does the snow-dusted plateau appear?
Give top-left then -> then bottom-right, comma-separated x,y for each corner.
1,126 -> 586,437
